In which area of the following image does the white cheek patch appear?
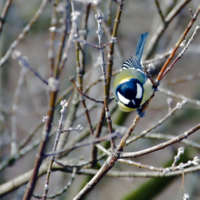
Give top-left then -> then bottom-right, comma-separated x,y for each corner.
117,92 -> 130,105
136,83 -> 143,99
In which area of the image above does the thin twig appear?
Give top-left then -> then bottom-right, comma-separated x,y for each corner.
42,100 -> 69,200
127,99 -> 187,145
161,26 -> 200,79
117,95 -> 154,151
0,127 -> 43,172
19,123 -> 44,150
48,7 -> 57,76
145,133 -> 200,149
56,7 -> 81,152
45,131 -> 121,157
22,2 -> 67,198
145,0 -> 191,59
155,0 -> 165,24
121,123 -> 200,158
54,1 -> 70,78
2,161 -> 200,197
11,66 -> 27,155
156,4 -> 200,83
12,50 -> 48,85
164,72 -> 200,86
58,9 -> 79,72
159,88 -> 200,106
95,12 -> 115,149
69,76 -> 104,104
118,158 -> 164,172
33,168 -> 77,199
57,91 -> 79,151
0,0 -> 48,67
0,0 -> 12,36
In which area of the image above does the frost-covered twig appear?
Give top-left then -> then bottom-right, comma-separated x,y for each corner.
172,147 -> 185,168
42,100 -> 69,199
45,131 -> 121,157
145,133 -> 200,149
34,167 -> 77,199
12,50 -> 48,85
121,123 -> 200,158
95,12 -> 115,149
163,156 -> 199,174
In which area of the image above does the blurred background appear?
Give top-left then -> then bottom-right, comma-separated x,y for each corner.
0,0 -> 200,199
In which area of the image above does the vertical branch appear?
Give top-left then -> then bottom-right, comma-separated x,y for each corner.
72,4 -> 97,168
74,4 -> 94,137
75,42 -> 94,135
22,78 -> 58,200
58,9 -> 78,72
0,0 -> 12,36
48,6 -> 57,77
106,0 -> 113,33
42,100 -> 68,200
54,1 -> 70,79
92,0 -> 124,167
56,6 -> 82,152
106,0 -> 124,97
91,107 -> 106,167
79,3 -> 100,168
80,3 -> 91,73
95,13 -> 115,149
57,10 -> 81,151
22,2 -> 73,200
57,92 -> 79,152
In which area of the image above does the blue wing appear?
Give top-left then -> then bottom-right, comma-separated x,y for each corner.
135,32 -> 148,62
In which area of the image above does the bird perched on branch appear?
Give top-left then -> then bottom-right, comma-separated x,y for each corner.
113,32 -> 154,117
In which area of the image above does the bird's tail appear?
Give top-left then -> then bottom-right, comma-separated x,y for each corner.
122,32 -> 148,71
135,32 -> 148,62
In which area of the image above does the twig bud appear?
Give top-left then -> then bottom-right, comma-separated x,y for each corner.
48,77 -> 59,92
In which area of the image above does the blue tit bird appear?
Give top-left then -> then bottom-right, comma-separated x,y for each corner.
113,32 -> 154,117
